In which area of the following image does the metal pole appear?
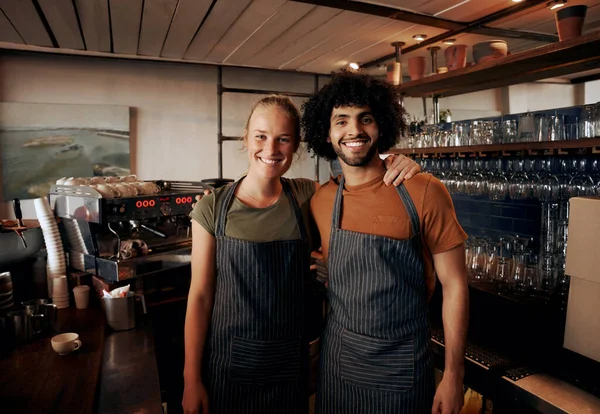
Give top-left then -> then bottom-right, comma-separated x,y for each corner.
428,46 -> 440,75
433,95 -> 440,125
392,41 -> 405,63
313,74 -> 320,181
217,66 -> 223,179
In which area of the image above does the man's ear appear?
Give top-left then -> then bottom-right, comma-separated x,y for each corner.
326,137 -> 331,143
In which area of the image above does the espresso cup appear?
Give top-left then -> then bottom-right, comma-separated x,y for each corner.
131,182 -> 147,195
91,184 -> 119,198
64,177 -> 87,186
51,332 -> 82,355
125,183 -> 140,195
113,184 -> 134,197
119,174 -> 138,183
139,182 -> 161,194
89,176 -> 105,185
103,176 -> 120,184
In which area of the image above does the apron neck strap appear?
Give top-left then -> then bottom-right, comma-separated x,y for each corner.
215,178 -> 241,237
331,176 -> 421,238
282,178 -> 308,242
331,176 -> 345,230
215,177 -> 307,242
395,183 -> 421,238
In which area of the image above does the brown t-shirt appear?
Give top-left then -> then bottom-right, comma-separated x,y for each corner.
310,172 -> 468,299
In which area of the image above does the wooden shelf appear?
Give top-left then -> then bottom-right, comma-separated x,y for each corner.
387,138 -> 600,156
398,31 -> 600,98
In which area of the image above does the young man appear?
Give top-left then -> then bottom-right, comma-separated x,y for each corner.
302,71 -> 469,414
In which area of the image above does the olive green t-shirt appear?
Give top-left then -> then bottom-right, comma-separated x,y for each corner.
190,178 -> 318,249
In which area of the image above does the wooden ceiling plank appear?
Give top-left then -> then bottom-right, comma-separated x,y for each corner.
226,1 -> 317,66
0,9 -> 23,44
293,0 -> 462,30
206,0 -> 286,63
75,0 -> 111,52
183,0 -> 253,61
160,0 -> 212,59
0,0 -> 52,46
37,0 -> 84,50
437,0 -> 513,23
287,16 -> 392,70
300,19 -> 405,73
138,0 -> 178,56
272,10 -> 369,68
109,0 -> 143,55
242,4 -> 338,67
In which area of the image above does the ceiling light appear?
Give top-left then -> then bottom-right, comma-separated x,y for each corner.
349,62 -> 360,70
512,0 -> 524,3
443,39 -> 456,45
413,34 -> 427,42
548,0 -> 567,10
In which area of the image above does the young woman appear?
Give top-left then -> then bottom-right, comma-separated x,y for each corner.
182,95 -> 419,414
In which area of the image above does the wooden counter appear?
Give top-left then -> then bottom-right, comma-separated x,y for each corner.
0,307 -> 105,414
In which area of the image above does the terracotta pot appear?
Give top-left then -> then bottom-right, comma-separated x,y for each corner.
408,56 -> 426,81
472,40 -> 508,64
556,5 -> 587,41
444,44 -> 468,71
386,62 -> 402,85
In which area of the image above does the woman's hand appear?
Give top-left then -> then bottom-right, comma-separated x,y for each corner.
182,378 -> 210,414
383,154 -> 421,186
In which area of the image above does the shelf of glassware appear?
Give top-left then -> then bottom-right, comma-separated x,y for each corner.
387,137 -> 600,157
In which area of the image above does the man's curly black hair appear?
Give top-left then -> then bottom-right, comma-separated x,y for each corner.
301,70 -> 407,161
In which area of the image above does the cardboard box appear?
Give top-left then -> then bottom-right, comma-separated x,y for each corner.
564,277 -> 600,363
565,197 -> 600,284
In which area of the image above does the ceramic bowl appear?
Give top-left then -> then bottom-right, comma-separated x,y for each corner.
472,40 -> 508,64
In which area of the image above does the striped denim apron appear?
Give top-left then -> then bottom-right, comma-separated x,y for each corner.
203,178 -> 309,414
316,178 -> 435,414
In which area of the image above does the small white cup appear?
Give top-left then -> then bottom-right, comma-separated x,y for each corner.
91,184 -> 119,198
73,285 -> 90,309
103,176 -> 119,184
113,183 -> 134,197
119,174 -> 138,183
52,276 -> 68,297
51,333 -> 82,355
64,177 -> 87,186
139,182 -> 161,194
89,176 -> 105,185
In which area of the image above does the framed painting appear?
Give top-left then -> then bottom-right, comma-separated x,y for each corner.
0,102 -> 130,201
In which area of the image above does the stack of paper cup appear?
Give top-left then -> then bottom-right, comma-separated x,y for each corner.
34,198 -> 66,297
52,276 -> 69,309
62,219 -> 87,270
73,286 -> 90,309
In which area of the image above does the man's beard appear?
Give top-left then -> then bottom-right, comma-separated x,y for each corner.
334,141 -> 378,167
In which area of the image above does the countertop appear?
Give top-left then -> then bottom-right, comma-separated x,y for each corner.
97,316 -> 162,414
0,307 -> 105,414
503,374 -> 600,414
430,327 -> 600,414
0,305 -> 163,414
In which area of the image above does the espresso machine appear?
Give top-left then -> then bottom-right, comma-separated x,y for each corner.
48,180 -> 210,283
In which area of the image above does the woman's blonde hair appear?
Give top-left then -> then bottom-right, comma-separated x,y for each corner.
243,95 -> 302,151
